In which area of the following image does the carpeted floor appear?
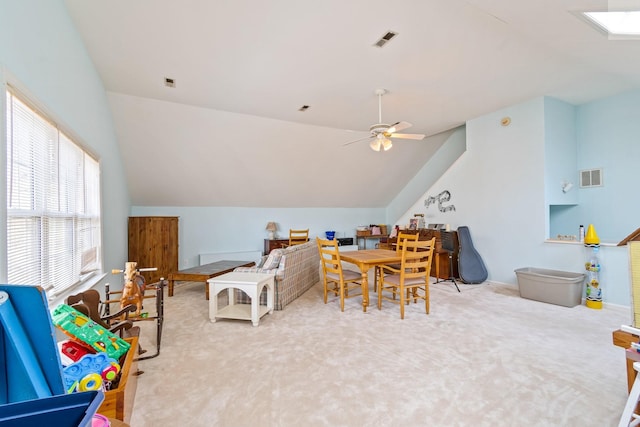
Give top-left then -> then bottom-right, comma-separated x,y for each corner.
129,279 -> 631,427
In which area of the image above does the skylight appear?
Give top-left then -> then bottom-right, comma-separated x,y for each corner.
583,11 -> 640,38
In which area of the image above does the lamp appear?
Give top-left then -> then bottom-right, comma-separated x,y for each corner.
265,222 -> 278,239
370,136 -> 382,151
561,181 -> 574,193
370,134 -> 392,152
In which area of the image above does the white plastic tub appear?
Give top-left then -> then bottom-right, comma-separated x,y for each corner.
514,267 -> 586,308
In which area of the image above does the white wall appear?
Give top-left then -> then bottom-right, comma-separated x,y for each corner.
394,97 -> 631,306
386,126 -> 466,222
130,206 -> 385,269
398,98 -> 546,282
0,1 -> 130,292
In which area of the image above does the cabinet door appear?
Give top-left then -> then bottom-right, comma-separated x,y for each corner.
128,217 -> 178,284
264,238 -> 288,255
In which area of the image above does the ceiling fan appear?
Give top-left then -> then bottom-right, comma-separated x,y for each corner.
343,89 -> 426,151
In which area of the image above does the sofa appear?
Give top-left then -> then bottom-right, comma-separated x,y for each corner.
232,240 -> 320,310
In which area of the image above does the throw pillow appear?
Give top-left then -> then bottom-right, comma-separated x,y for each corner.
262,249 -> 283,270
255,255 -> 268,268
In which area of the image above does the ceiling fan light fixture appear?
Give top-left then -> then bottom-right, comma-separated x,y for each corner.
382,138 -> 393,151
370,138 -> 382,151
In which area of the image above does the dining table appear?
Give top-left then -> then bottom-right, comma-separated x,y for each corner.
339,249 -> 403,312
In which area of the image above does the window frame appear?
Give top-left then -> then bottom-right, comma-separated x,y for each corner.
2,81 -> 104,302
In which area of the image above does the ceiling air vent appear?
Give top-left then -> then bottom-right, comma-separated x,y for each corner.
580,168 -> 603,188
373,31 -> 398,48
164,77 -> 176,88
298,105 -> 310,112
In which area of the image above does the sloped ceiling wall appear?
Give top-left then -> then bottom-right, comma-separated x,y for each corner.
108,92 -> 447,208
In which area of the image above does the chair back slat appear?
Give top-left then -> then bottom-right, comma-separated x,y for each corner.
395,232 -> 419,254
289,229 -> 309,246
400,238 -> 435,281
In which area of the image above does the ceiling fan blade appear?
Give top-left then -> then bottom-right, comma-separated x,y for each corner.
388,121 -> 412,133
390,132 -> 426,140
343,135 -> 373,146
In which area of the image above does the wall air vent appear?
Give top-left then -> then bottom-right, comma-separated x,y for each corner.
164,77 -> 176,88
373,31 -> 398,48
580,168 -> 603,188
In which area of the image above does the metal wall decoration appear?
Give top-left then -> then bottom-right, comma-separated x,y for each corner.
424,190 -> 456,213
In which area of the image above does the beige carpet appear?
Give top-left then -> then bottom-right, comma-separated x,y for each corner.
129,279 -> 631,427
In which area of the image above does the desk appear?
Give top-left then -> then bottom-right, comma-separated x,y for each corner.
340,249 -> 402,312
613,329 -> 640,392
168,260 -> 255,299
356,235 -> 389,250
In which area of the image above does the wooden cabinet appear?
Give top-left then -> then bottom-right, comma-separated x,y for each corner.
264,238 -> 288,255
128,216 -> 179,284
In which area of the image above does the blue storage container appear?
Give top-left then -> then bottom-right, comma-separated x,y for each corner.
0,285 -> 104,426
0,390 -> 104,427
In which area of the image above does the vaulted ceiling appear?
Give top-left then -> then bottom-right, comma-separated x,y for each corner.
63,0 -> 640,208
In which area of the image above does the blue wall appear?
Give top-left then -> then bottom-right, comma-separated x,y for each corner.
131,206 -> 385,269
548,90 -> 640,242
575,89 -> 640,242
0,0 -> 130,298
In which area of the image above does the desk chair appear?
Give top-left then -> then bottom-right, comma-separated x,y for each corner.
619,325 -> 640,426
620,360 -> 640,426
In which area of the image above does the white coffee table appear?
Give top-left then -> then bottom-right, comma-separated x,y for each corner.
208,272 -> 275,326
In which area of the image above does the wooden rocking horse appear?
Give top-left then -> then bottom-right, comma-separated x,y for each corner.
108,262 -> 165,361
120,262 -> 145,316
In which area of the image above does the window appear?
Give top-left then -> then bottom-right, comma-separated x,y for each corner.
5,88 -> 102,298
583,11 -> 640,38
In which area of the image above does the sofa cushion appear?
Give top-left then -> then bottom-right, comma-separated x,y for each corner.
255,255 -> 268,268
233,265 -> 283,280
263,249 -> 283,269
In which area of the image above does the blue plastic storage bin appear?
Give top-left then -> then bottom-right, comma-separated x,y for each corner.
0,285 -> 104,426
0,390 -> 104,427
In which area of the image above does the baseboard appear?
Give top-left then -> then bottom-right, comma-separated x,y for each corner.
199,250 -> 262,265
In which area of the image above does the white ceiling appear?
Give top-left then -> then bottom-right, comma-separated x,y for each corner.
63,0 -> 640,208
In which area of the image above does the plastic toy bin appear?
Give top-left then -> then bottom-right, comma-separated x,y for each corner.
515,267 -> 586,307
0,284 -> 106,426
0,390 -> 103,427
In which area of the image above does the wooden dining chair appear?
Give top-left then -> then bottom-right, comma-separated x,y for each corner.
376,231 -> 420,300
288,228 -> 309,246
377,237 -> 436,319
317,237 -> 362,312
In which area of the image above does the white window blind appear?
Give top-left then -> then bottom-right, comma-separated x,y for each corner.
6,89 -> 102,297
